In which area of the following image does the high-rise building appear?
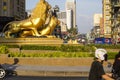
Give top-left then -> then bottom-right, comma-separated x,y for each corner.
66,9 -> 73,30
111,0 -> 120,43
66,0 -> 76,29
57,11 -> 67,33
103,0 -> 112,38
0,0 -> 26,20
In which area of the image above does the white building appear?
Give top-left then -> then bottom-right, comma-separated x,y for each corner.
93,14 -> 102,27
66,0 -> 76,29
66,9 -> 73,30
93,14 -> 103,38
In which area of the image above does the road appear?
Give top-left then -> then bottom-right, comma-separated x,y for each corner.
3,76 -> 88,80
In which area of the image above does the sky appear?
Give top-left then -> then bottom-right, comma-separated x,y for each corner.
26,0 -> 102,33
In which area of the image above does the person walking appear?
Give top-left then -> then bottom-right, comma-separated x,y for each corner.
88,47 -> 114,80
111,51 -> 120,80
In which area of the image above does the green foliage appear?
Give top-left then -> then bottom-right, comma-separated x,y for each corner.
4,44 -> 120,52
21,45 -> 59,51
9,52 -> 94,58
60,45 -> 95,52
1,44 -> 19,48
8,51 -> 117,59
0,45 -> 9,54
88,44 -> 120,49
107,52 -> 118,59
5,44 -> 120,59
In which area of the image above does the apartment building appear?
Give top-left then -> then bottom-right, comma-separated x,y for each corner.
0,0 -> 26,32
0,0 -> 26,20
111,0 -> 120,43
103,0 -> 112,38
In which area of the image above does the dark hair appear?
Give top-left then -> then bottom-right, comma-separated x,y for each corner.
104,54 -> 108,61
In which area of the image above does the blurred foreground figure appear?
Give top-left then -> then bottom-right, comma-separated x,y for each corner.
111,51 -> 120,80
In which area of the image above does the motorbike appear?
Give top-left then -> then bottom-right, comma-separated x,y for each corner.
0,64 -> 6,79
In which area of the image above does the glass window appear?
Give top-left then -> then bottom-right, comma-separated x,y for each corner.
105,11 -> 110,15
106,16 -> 110,20
106,5 -> 110,9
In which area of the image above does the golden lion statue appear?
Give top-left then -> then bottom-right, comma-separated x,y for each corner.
3,0 -> 60,38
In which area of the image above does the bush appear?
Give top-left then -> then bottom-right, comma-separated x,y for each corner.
9,52 -> 94,58
5,44 -> 120,52
8,52 -> 117,59
5,44 -> 120,59
21,45 -> 59,51
107,52 -> 118,59
60,45 -> 95,52
1,44 -> 19,48
0,45 -> 9,54
88,44 -> 120,49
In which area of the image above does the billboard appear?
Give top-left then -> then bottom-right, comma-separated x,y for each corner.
94,38 -> 112,44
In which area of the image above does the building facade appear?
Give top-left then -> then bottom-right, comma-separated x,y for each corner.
66,9 -> 73,30
103,0 -> 112,38
66,0 -> 76,29
100,17 -> 104,36
93,14 -> 103,38
102,0 -> 120,43
111,0 -> 120,43
57,11 -> 67,33
0,0 -> 26,32
0,0 -> 26,20
94,14 -> 102,27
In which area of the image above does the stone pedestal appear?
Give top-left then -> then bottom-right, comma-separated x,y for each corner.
0,38 -> 63,45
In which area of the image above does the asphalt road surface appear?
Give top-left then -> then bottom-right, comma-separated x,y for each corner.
3,76 -> 88,80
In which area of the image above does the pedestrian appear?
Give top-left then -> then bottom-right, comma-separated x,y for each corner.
111,51 -> 120,80
88,47 -> 114,80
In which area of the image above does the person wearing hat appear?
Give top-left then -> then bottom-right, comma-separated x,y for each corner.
88,48 -> 114,80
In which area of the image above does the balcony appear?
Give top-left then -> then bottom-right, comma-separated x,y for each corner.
113,2 -> 120,8
105,2 -> 111,5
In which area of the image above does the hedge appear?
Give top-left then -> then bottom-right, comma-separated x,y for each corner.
9,52 -> 94,58
8,51 -> 118,59
0,44 -> 119,59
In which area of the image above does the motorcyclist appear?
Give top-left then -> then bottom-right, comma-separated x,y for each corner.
88,47 -> 114,80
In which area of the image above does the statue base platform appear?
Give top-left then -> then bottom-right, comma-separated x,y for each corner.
0,37 -> 63,45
